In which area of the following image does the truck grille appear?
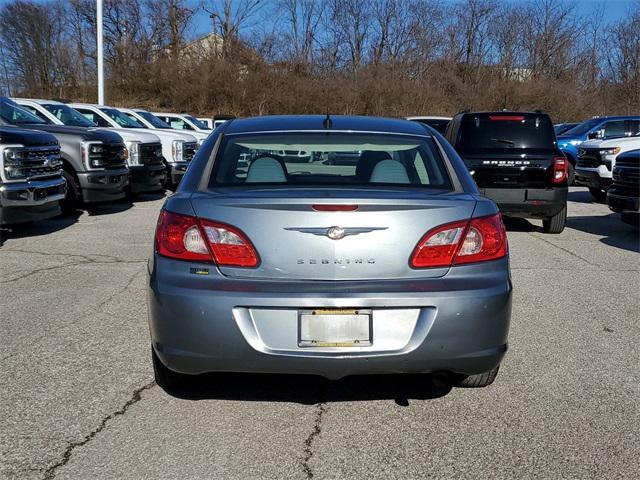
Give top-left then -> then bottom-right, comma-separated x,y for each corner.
577,148 -> 601,168
17,145 -> 62,180
184,142 -> 197,162
101,143 -> 127,169
140,143 -> 164,165
612,164 -> 640,198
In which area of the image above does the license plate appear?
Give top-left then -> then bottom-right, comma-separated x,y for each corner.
298,309 -> 372,347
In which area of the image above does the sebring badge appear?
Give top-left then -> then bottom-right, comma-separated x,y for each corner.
285,226 -> 387,240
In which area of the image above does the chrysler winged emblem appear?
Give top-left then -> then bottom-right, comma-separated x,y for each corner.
285,226 -> 387,240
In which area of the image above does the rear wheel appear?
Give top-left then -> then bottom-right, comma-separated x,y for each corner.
454,365 -> 500,388
152,347 -> 192,389
60,170 -> 80,215
543,205 -> 567,234
588,187 -> 607,202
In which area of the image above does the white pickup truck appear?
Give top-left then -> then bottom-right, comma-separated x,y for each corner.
68,103 -> 199,188
575,133 -> 640,201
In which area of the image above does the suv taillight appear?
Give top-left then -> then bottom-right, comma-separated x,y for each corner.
155,210 -> 260,267
552,156 -> 568,184
410,213 -> 507,268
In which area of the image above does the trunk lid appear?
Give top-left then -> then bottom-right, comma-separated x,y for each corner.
190,187 -> 476,280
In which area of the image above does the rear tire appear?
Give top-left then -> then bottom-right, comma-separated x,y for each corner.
60,170 -> 80,215
542,205 -> 567,234
589,187 -> 607,202
454,365 -> 500,388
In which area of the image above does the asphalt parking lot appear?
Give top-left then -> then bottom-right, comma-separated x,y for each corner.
1,187 -> 639,480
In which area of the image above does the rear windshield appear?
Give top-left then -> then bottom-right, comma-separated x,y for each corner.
209,133 -> 451,189
457,113 -> 555,150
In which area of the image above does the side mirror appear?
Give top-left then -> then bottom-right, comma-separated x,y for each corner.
588,130 -> 604,140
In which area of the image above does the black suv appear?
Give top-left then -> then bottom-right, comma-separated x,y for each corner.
446,111 -> 568,233
607,149 -> 640,226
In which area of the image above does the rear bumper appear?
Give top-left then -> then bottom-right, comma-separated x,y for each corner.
575,168 -> 612,190
78,168 -> 129,203
129,164 -> 166,193
479,187 -> 567,218
148,256 -> 512,379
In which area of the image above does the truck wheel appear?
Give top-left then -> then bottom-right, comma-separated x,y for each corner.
588,187 -> 607,202
454,365 -> 500,388
543,205 -> 567,234
152,347 -> 192,389
60,170 -> 80,215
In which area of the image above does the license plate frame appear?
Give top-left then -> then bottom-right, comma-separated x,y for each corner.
298,308 -> 372,347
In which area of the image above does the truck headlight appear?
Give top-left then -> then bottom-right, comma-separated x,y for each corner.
2,146 -> 27,180
172,140 -> 184,162
82,141 -> 106,169
125,141 -> 140,166
599,147 -> 621,156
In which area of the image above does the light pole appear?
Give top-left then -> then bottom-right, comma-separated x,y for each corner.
97,0 -> 105,105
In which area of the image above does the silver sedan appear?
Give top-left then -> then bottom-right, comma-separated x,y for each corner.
147,115 -> 512,388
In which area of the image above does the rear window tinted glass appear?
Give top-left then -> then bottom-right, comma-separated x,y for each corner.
457,114 -> 555,149
209,133 -> 451,189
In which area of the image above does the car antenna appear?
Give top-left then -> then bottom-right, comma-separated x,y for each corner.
323,111 -> 332,129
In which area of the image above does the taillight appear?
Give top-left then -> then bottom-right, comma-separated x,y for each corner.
410,213 -> 507,268
199,219 -> 260,267
552,156 -> 568,184
155,210 -> 259,267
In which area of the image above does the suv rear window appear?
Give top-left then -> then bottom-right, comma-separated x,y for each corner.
456,113 -> 555,150
209,133 -> 451,189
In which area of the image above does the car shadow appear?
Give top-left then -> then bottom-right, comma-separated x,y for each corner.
130,191 -> 168,203
0,211 -> 81,246
503,217 -> 540,232
568,189 -> 600,204
85,199 -> 134,216
567,213 -> 639,252
162,372 -> 452,405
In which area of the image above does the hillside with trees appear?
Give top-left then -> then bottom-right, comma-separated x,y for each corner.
0,0 -> 638,122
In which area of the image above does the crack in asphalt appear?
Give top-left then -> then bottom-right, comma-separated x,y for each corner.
1,250 -> 146,284
0,267 -> 145,364
41,381 -> 156,480
527,233 -> 599,267
511,266 -> 639,272
2,249 -> 123,262
301,388 -> 327,479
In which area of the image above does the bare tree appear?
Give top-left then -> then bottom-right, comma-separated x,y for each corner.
205,0 -> 263,57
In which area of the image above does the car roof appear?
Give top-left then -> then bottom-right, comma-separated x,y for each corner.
456,111 -> 552,117
406,116 -> 452,121
222,115 -> 432,136
589,115 -> 640,121
12,98 -> 65,105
